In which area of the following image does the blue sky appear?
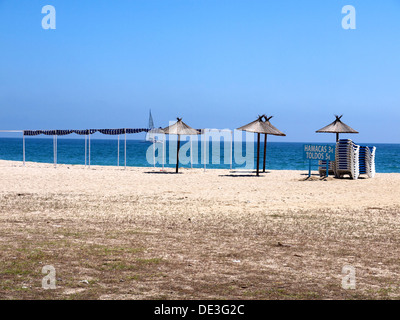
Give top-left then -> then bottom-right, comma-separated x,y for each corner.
0,0 -> 399,143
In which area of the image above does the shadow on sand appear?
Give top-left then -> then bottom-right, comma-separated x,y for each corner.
143,171 -> 183,174
219,170 -> 271,177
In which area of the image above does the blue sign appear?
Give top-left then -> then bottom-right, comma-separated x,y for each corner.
303,144 -> 335,161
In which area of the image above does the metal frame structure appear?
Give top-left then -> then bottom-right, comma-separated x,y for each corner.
1,128 -> 148,169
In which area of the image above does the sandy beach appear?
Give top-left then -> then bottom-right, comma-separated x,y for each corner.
1,160 -> 400,299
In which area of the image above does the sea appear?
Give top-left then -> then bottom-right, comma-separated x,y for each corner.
0,137 -> 399,173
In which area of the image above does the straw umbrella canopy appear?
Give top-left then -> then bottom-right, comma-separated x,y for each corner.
261,115 -> 286,172
316,115 -> 358,141
237,116 -> 278,176
147,127 -> 165,137
163,118 -> 198,173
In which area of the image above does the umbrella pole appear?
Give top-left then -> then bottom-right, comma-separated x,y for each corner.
263,133 -> 267,172
336,133 -> 339,142
117,135 -> 120,167
53,135 -> 56,168
22,133 -> 25,167
230,130 -> 233,170
124,129 -> 127,170
88,131 -> 91,168
55,135 -> 57,168
153,139 -> 156,168
85,135 -> 87,167
190,136 -> 193,169
162,136 -> 165,171
203,131 -> 206,172
256,133 -> 260,176
176,135 -> 180,173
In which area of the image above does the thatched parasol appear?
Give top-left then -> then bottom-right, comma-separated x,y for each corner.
146,127 -> 165,141
316,115 -> 358,141
163,118 -> 198,173
261,115 -> 286,172
237,116 -> 278,176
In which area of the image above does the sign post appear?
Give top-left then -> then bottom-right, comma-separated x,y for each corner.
303,144 -> 335,178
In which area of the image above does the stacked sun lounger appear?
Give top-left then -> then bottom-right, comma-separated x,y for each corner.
334,139 -> 360,180
358,146 -> 376,178
318,160 -> 335,177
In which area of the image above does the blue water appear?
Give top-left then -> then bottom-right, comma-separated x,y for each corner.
0,137 -> 399,173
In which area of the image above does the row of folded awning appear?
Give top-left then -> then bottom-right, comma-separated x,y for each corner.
23,128 -> 150,136
23,128 -> 208,136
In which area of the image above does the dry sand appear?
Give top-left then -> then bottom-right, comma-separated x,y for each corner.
0,160 -> 399,299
